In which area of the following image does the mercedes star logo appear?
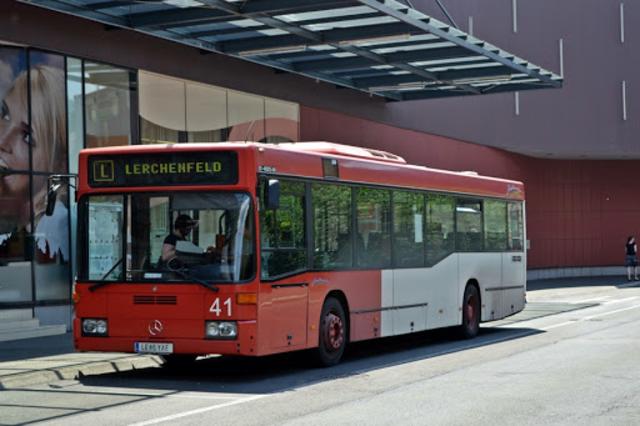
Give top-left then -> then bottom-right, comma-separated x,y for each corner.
148,320 -> 164,336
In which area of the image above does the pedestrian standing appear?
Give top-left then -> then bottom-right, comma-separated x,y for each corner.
625,236 -> 638,281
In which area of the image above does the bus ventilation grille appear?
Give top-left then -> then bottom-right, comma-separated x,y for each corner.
133,295 -> 177,305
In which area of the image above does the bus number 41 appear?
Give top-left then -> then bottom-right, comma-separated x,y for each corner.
209,297 -> 232,317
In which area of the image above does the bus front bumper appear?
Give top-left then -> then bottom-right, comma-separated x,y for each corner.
74,320 -> 257,357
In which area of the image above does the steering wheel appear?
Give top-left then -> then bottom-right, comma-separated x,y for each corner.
167,257 -> 184,271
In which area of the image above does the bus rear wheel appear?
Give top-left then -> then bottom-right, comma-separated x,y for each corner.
458,284 -> 480,339
316,297 -> 347,367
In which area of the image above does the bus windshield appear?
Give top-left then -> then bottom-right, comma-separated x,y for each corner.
81,192 -> 254,283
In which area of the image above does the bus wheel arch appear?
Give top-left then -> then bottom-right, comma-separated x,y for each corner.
458,279 -> 481,339
316,291 -> 349,367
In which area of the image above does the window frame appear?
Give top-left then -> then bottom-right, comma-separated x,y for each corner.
391,190 -> 426,269
483,199 -> 508,252
426,193 -> 456,266
507,201 -> 525,252
355,186 -> 392,269
310,181 -> 355,271
455,197 -> 484,252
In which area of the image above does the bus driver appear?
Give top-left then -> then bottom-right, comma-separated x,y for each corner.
161,214 -> 197,263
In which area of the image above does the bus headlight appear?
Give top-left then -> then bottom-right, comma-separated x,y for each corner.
82,318 -> 108,336
205,321 -> 237,339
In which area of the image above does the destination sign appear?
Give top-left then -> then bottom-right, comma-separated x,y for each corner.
88,151 -> 238,187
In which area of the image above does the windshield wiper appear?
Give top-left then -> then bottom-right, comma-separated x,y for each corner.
88,258 -> 220,293
89,258 -> 124,292
170,268 -> 219,292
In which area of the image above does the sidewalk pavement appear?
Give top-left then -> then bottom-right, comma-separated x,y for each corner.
0,276 -> 635,390
0,333 -> 162,389
525,275 -> 636,291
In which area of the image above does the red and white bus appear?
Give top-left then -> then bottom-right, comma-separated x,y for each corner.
68,142 -> 526,366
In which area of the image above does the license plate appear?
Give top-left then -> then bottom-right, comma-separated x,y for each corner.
134,342 -> 174,354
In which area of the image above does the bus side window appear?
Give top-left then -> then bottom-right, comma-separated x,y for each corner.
484,200 -> 507,251
392,191 -> 425,268
426,194 -> 455,265
259,179 -> 306,279
356,188 -> 391,269
455,199 -> 483,252
312,183 -> 352,269
508,202 -> 524,251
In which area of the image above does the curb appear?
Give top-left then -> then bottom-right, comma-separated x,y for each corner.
0,355 -> 163,390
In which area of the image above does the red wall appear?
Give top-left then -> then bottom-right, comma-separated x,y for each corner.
301,106 -> 638,270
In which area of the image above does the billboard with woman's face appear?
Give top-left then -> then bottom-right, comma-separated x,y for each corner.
30,52 -> 70,300
0,47 -> 31,302
0,48 -> 28,240
0,47 -> 69,302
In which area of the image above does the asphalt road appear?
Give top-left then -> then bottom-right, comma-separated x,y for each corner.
2,280 -> 640,426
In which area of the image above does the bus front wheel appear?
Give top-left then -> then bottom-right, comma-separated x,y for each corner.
458,284 -> 480,339
316,297 -> 347,367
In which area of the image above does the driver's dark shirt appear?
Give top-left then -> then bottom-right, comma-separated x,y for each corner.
163,234 -> 184,246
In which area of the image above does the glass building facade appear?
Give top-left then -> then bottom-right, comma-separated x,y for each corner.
0,43 -> 299,322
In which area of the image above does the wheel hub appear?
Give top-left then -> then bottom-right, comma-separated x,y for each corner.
466,294 -> 477,325
323,312 -> 344,351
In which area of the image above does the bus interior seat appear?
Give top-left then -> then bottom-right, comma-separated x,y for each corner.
334,233 -> 353,266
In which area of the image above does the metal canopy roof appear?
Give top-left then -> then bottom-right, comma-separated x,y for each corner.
22,0 -> 563,101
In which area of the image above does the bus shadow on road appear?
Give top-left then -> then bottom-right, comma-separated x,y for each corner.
79,325 -> 542,394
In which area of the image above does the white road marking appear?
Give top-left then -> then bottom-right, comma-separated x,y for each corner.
128,394 -> 268,426
541,303 -> 640,331
583,303 -> 640,320
603,296 -> 639,305
542,320 -> 577,331
166,394 -> 244,400
572,297 -> 609,304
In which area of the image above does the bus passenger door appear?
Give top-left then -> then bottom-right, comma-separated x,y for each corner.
260,281 -> 308,350
258,178 -> 309,351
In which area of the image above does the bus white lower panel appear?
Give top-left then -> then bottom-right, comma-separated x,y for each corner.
380,256 -> 458,337
393,306 -> 428,335
379,252 -> 525,337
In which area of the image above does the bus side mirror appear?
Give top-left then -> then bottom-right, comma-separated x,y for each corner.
44,174 -> 77,216
45,183 -> 61,216
265,179 -> 280,210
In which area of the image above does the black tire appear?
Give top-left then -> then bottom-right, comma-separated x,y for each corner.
458,284 -> 480,339
161,354 -> 197,369
316,297 -> 348,367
